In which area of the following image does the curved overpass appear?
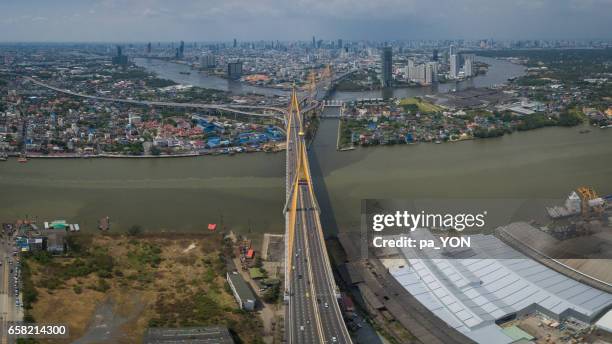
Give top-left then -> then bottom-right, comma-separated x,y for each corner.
23,76 -> 286,119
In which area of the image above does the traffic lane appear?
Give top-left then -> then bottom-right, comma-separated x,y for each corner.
293,212 -> 317,343
293,214 -> 307,343
299,192 -> 329,344
309,219 -> 349,344
305,209 -> 340,344
299,188 -> 335,343
302,188 -> 351,344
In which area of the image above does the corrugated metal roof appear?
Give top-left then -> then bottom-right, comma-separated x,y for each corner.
384,232 -> 612,344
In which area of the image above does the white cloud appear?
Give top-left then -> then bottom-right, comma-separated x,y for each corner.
0,0 -> 610,41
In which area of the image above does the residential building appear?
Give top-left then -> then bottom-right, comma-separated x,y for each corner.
200,54 -> 216,69
425,62 -> 438,85
227,62 -> 243,79
449,54 -> 460,79
463,54 -> 475,77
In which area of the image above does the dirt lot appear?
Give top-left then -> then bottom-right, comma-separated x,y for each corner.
24,233 -> 264,344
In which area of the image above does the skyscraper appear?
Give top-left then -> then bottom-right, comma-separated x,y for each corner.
381,46 -> 392,87
432,49 -> 439,61
233,38 -> 237,48
449,54 -> 459,79
463,54 -> 475,77
178,41 -> 185,58
112,45 -> 128,66
407,59 -> 415,80
146,42 -> 151,54
337,39 -> 343,50
200,54 -> 216,69
227,61 -> 243,79
425,62 -> 438,85
312,36 -> 316,48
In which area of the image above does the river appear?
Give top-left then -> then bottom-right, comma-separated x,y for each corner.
133,58 -> 287,97
1,57 -> 610,235
331,56 -> 526,100
134,56 -> 524,99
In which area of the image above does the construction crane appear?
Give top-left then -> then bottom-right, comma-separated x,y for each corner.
576,186 -> 605,218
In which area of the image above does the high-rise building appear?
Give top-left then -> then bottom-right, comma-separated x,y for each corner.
407,59 -> 415,80
112,45 -> 128,66
146,42 -> 151,54
449,44 -> 457,56
233,38 -> 237,48
312,36 -> 316,48
174,41 -> 185,59
432,49 -> 439,61
200,54 -> 216,69
449,54 -> 459,79
415,64 -> 426,84
381,46 -> 393,87
425,62 -> 438,85
463,54 -> 475,77
227,61 -> 243,79
337,39 -> 343,50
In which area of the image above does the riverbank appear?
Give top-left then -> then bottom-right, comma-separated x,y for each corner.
1,119 -> 611,235
5,147 -> 285,160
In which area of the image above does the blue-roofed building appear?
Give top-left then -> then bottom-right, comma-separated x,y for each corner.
207,137 -> 221,148
266,126 -> 284,140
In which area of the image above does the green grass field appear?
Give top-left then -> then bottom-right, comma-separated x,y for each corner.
399,97 -> 443,113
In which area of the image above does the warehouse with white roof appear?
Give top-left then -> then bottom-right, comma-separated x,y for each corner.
382,231 -> 612,344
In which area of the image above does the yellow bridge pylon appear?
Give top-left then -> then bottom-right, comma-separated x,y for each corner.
285,85 -> 320,280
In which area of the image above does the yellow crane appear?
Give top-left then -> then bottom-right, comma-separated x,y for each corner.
576,186 -> 604,218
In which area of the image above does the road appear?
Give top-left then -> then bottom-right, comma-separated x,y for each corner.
284,88 -> 352,344
0,235 -> 22,344
22,76 -> 286,119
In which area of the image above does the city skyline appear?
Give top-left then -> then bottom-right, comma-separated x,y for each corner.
1,0 -> 612,42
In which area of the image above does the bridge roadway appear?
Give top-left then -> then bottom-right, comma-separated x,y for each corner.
285,89 -> 352,344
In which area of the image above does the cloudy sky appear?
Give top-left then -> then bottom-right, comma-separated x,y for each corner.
1,0 -> 611,42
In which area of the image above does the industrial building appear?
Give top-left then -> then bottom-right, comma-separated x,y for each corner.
143,326 -> 234,344
383,230 -> 612,344
227,271 -> 257,311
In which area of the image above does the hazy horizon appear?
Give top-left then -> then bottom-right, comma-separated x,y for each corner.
1,0 -> 612,42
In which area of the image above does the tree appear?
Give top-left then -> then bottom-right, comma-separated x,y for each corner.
262,284 -> 280,304
254,257 -> 263,268
128,225 -> 142,236
557,110 -> 583,126
150,146 -> 161,156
